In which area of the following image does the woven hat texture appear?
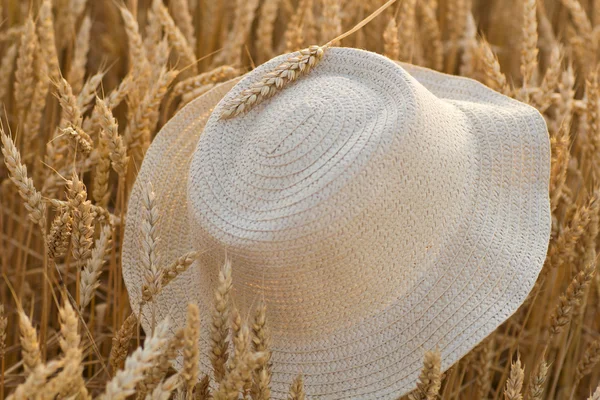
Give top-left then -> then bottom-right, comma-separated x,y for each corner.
122,47 -> 551,399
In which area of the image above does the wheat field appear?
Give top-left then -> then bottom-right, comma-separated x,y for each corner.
0,0 -> 599,398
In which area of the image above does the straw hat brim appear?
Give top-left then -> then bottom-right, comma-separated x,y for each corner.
123,49 -> 550,399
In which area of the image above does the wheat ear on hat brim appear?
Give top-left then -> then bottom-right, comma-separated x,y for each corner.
220,0 -> 399,119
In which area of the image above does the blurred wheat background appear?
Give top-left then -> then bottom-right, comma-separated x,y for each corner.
0,0 -> 599,398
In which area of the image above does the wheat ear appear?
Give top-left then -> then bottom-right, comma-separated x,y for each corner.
504,355 -> 525,400
0,44 -> 17,101
549,264 -> 595,337
146,374 -> 182,400
527,357 -> 548,400
220,45 -> 324,119
221,0 -> 398,118
520,0 -> 538,89
101,319 -> 170,400
14,16 -> 37,122
161,251 -> 199,288
383,17 -> 400,60
7,360 -> 64,400
211,256 -> 233,383
38,0 -> 60,80
96,97 -> 129,176
93,140 -> 111,207
68,14 -> 91,94
136,328 -> 185,397
155,1 -> 196,72
183,303 -> 201,399
408,349 -> 442,400
140,181 -> 162,303
1,130 -> 46,227
478,38 -> 510,95
170,0 -> 196,50
18,310 -> 41,375
256,0 -> 281,61
109,313 -> 139,374
419,0 -> 444,71
80,225 -> 112,308
195,375 -> 211,400
251,299 -> 271,400
67,173 -> 94,268
575,339 -> 600,385
288,375 -> 305,400
47,206 -> 72,259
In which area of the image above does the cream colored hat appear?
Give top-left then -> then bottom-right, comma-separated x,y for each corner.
123,47 -> 551,399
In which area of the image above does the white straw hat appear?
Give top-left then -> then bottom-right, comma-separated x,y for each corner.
122,47 -> 551,399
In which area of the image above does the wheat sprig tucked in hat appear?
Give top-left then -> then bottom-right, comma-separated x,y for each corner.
123,46 -> 551,399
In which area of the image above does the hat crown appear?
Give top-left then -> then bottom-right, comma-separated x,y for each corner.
187,48 -> 472,333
